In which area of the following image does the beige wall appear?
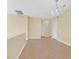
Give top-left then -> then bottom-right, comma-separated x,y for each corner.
7,34 -> 26,59
57,9 -> 71,46
7,11 -> 71,45
28,17 -> 42,39
7,14 -> 28,40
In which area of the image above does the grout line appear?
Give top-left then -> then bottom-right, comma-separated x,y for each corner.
16,40 -> 27,59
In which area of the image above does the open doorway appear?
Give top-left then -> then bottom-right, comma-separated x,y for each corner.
41,19 -> 52,38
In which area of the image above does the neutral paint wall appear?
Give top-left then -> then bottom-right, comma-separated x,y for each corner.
57,9 -> 71,46
7,34 -> 26,59
28,17 -> 42,39
7,14 -> 28,40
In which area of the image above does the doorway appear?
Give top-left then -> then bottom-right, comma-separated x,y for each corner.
41,19 -> 52,38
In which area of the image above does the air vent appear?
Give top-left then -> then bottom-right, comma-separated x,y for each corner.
63,4 -> 66,7
56,0 -> 59,2
15,10 -> 24,15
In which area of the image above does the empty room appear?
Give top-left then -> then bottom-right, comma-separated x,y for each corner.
7,0 -> 71,59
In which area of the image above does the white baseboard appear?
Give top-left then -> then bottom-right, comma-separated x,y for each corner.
28,37 -> 41,39
8,33 -> 25,40
55,39 -> 71,46
16,41 -> 27,59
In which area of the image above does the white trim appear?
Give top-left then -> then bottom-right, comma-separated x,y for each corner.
8,33 -> 25,40
16,40 -> 27,59
28,37 -> 41,39
55,39 -> 71,46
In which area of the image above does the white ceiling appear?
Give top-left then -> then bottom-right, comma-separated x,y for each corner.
7,0 -> 71,18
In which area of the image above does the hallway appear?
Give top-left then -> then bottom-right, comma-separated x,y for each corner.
19,38 -> 70,59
